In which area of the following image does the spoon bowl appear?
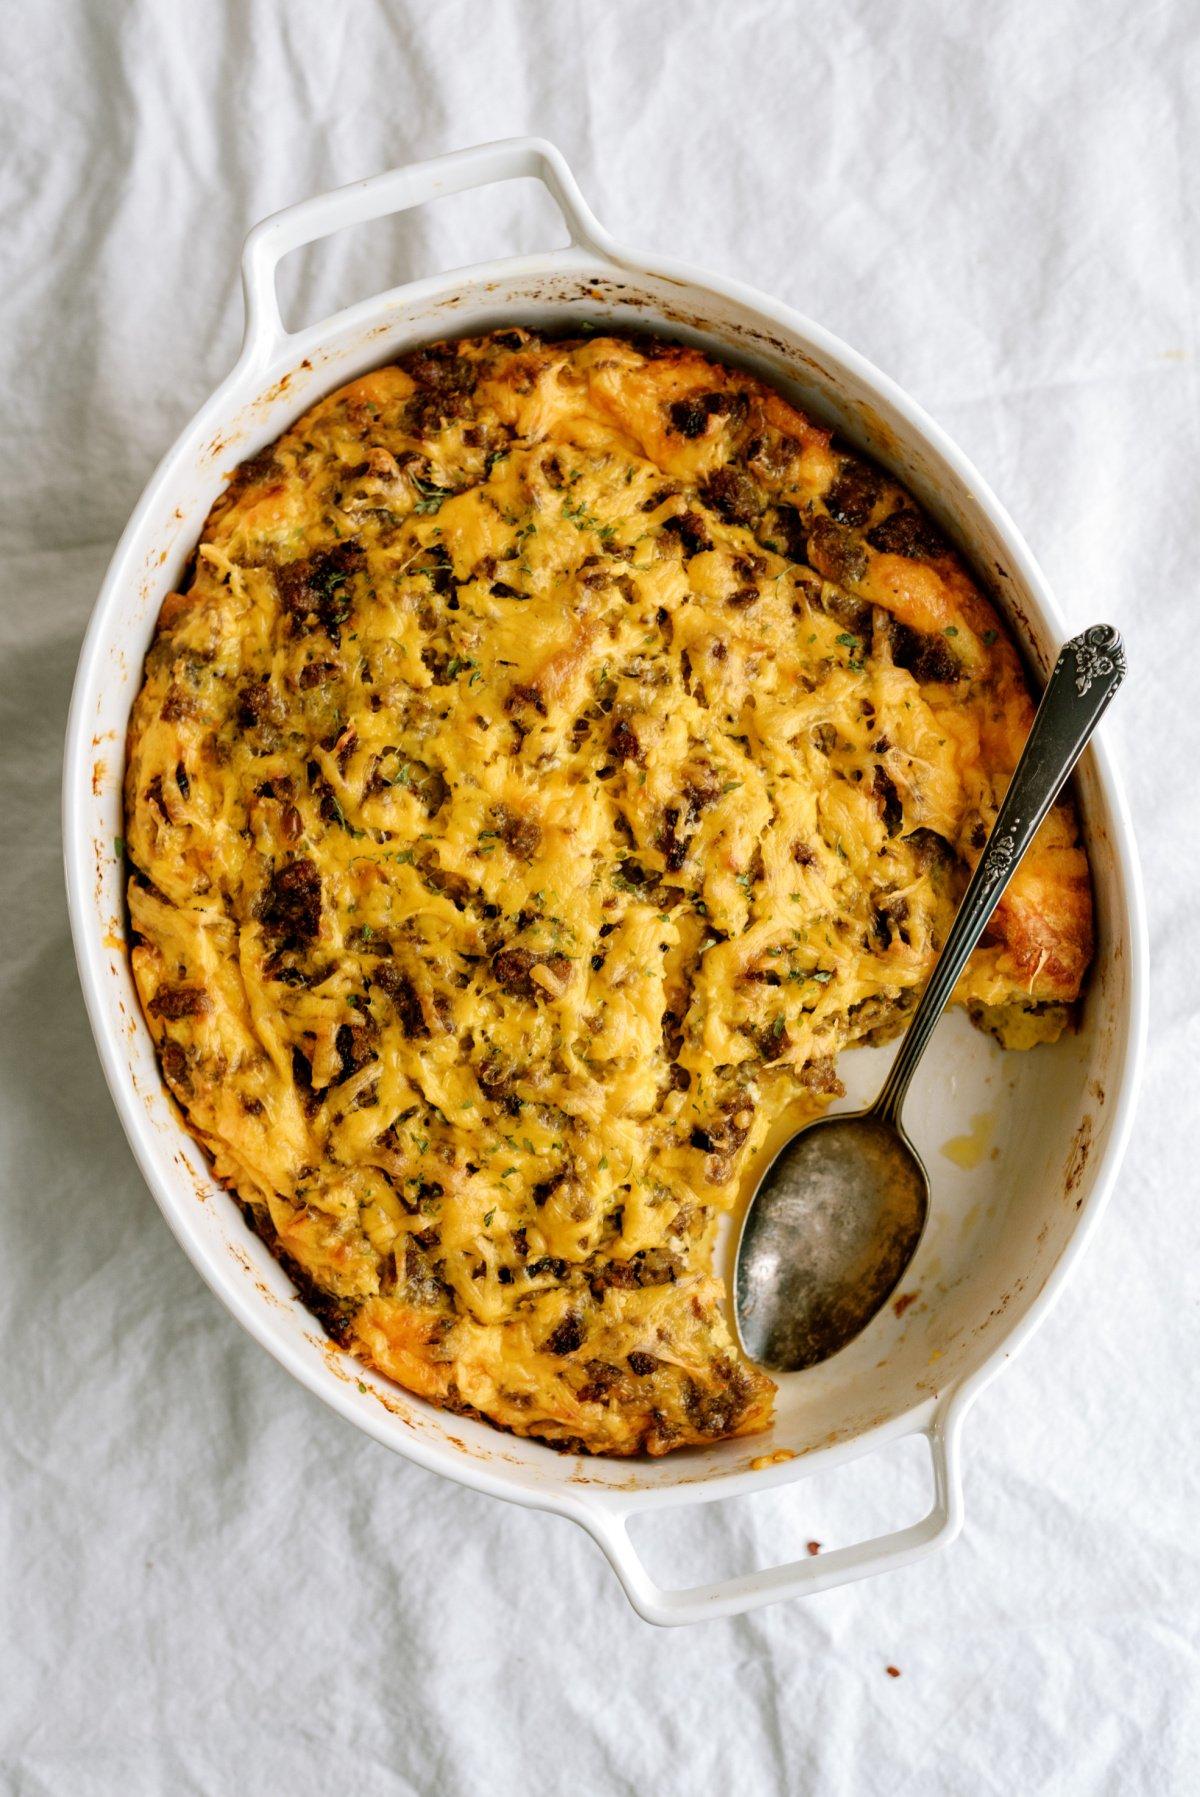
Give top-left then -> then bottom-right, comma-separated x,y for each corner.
734,1113 -> 928,1370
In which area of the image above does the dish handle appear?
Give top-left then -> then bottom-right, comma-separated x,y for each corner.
578,1406 -> 965,1626
239,136 -> 611,367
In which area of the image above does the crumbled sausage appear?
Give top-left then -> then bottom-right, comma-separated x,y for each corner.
495,806 -> 541,860
505,682 -> 547,717
824,460 -> 880,528
400,343 -> 477,432
275,542 -> 363,637
699,465 -> 761,526
589,1251 -> 680,1298
531,1167 -> 568,1208
492,946 -> 571,1000
545,1313 -> 586,1356
290,1045 -> 320,1117
667,392 -> 736,437
657,770 -> 719,872
658,805 -> 690,872
160,686 -> 194,723
527,1255 -> 569,1280
372,963 -> 429,1038
149,985 -> 212,1022
641,485 -> 676,512
261,858 -> 322,946
477,1056 -> 522,1113
682,1362 -> 753,1436
692,1096 -> 756,1183
798,1056 -> 844,1095
662,511 -> 713,557
236,678 -> 274,728
888,620 -> 962,684
873,765 -> 903,835
335,1016 -> 377,1081
774,502 -> 808,562
160,1041 -> 191,1091
905,827 -> 955,874
867,509 -> 947,560
297,659 -> 339,691
609,718 -> 643,764
228,447 -> 282,498
806,515 -> 868,585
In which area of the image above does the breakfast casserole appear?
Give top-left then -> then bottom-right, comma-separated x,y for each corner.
124,329 -> 1093,1456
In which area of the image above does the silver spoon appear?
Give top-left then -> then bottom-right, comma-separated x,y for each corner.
734,623 -> 1126,1372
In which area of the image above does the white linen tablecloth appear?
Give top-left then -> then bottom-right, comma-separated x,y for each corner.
2,2 -> 1197,1790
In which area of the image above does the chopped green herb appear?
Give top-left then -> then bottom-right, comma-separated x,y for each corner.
483,1208 -> 495,1227
114,836 -> 126,859
324,794 -> 364,838
412,475 -> 456,515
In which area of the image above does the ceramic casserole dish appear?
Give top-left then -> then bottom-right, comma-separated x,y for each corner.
63,137 -> 1147,1625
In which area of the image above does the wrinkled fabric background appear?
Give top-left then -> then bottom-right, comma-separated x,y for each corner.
2,2 -> 1197,1791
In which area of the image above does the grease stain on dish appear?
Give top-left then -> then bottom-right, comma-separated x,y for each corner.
939,1110 -> 996,1170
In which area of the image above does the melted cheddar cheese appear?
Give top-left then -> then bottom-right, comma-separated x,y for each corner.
125,331 -> 1093,1455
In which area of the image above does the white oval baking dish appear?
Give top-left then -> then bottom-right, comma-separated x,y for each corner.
63,138 -> 1147,1625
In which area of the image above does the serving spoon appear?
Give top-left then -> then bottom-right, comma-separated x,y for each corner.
733,623 -> 1126,1372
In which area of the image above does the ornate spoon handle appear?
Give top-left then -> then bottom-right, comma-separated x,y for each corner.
873,624 -> 1126,1127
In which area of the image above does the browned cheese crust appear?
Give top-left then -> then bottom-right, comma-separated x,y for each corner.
124,331 -> 1093,1454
